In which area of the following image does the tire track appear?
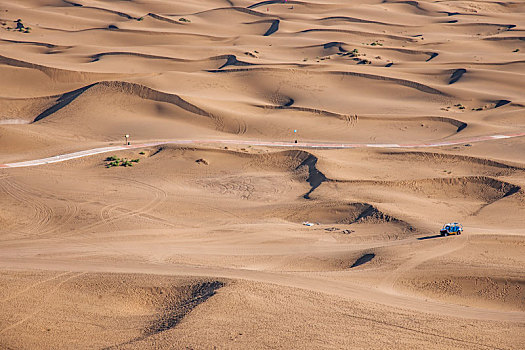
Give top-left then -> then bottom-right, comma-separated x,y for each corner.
339,310 -> 508,350
0,178 -> 53,238
0,272 -> 85,336
0,178 -> 80,240
0,271 -> 72,303
62,176 -> 172,239
379,233 -> 470,293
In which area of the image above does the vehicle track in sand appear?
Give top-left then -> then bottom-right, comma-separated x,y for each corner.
0,271 -> 71,304
378,233 -> 470,294
0,178 -> 54,238
0,176 -> 172,244
0,272 -> 85,336
96,177 -> 171,229
1,257 -> 523,323
61,176 -> 172,240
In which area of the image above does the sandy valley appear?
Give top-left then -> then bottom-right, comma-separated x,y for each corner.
0,0 -> 524,349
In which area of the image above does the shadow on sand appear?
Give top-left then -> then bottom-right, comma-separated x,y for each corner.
417,234 -> 444,241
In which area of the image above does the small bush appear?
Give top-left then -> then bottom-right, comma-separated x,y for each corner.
104,156 -> 139,168
179,17 -> 191,23
139,151 -> 145,155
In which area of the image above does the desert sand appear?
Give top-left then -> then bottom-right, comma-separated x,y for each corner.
0,0 -> 524,349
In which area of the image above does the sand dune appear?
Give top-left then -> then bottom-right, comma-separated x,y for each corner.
1,0 -> 524,349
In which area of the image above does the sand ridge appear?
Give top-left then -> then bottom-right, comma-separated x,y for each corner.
0,0 -> 524,349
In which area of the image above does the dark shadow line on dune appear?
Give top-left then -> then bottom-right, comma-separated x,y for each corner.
319,16 -> 405,27
283,98 -> 294,107
33,84 -> 95,122
207,67 -> 445,95
351,253 -> 375,268
379,151 -> 525,170
472,179 -> 521,216
382,0 -> 427,12
188,6 -> 275,18
297,154 -> 327,199
322,41 -> 346,51
0,39 -> 72,49
32,81 -> 219,126
264,20 -> 280,36
102,281 -> 224,350
62,0 -> 137,19
426,52 -> 439,62
503,186 -> 521,198
438,11 -> 461,16
146,281 -> 224,336
449,68 -> 466,84
456,123 -> 467,132
90,52 -> 255,71
298,28 -> 418,42
495,99 -> 511,108
248,0 -> 291,9
218,55 -> 255,69
255,104 -> 358,123
147,13 -> 184,25
484,36 -> 525,42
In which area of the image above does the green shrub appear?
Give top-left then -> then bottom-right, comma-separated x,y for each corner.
105,156 -> 140,168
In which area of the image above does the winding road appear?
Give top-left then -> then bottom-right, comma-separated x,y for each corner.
1,132 -> 524,168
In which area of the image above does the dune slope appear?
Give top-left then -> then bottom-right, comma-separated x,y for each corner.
0,0 -> 524,349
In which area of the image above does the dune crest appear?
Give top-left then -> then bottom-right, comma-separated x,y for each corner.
1,0 -> 524,349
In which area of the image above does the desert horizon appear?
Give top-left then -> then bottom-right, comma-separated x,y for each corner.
0,0 -> 524,349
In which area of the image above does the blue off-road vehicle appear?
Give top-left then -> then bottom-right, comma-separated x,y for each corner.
440,223 -> 463,236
